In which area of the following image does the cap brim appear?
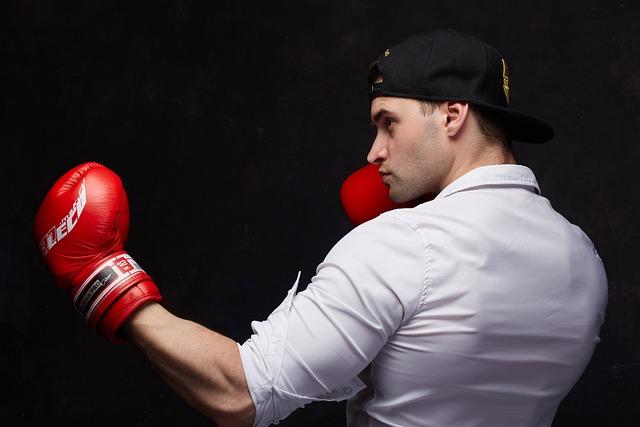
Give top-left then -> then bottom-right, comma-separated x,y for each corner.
473,103 -> 554,144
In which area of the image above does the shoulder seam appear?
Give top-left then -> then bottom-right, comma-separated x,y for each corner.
384,212 -> 432,321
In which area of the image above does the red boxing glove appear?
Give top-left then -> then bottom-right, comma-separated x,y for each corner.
340,164 -> 434,226
34,162 -> 162,342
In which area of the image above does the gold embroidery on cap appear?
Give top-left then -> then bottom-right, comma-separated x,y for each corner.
384,49 -> 390,57
501,58 -> 510,105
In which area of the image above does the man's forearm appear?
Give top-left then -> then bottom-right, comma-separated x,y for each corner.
123,300 -> 255,427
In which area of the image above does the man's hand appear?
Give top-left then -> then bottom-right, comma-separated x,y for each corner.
34,162 -> 162,342
35,162 -> 255,426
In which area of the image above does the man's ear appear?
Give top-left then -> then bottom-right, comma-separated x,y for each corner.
443,102 -> 470,137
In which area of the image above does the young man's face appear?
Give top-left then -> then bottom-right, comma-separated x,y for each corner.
367,96 -> 451,203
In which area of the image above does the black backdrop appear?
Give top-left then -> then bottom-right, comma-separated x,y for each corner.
2,1 -> 639,426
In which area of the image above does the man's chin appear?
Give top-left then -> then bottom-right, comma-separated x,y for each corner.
389,189 -> 411,204
390,187 -> 431,205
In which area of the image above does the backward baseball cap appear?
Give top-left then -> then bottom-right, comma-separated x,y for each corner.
369,29 -> 554,143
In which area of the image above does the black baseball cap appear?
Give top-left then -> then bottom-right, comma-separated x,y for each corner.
369,29 -> 554,143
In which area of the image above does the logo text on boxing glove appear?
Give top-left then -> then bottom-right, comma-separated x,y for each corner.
39,180 -> 87,257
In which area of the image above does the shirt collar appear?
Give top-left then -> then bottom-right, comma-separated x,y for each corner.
434,164 -> 541,200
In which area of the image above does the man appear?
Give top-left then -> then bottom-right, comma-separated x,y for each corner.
35,30 -> 607,427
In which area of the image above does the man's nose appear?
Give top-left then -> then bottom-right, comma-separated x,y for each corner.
367,134 -> 388,164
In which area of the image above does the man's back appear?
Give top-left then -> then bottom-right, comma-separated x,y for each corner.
346,164 -> 608,426
238,164 -> 607,427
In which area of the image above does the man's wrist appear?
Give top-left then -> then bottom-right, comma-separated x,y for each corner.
121,301 -> 166,341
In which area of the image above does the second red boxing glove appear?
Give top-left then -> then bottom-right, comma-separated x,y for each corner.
34,162 -> 162,342
340,164 -> 434,226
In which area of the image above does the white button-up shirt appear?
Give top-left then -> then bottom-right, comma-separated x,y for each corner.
238,164 -> 608,427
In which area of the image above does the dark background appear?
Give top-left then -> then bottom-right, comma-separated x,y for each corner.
2,0 -> 638,425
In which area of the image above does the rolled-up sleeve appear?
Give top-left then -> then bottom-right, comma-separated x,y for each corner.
238,214 -> 427,426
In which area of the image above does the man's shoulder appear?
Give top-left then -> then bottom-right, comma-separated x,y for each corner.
327,212 -> 426,262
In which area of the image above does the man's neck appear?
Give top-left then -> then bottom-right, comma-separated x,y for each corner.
440,145 -> 517,191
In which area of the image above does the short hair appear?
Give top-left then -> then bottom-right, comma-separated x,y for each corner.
469,105 -> 510,147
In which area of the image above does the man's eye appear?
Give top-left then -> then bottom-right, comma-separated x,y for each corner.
386,118 -> 394,128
